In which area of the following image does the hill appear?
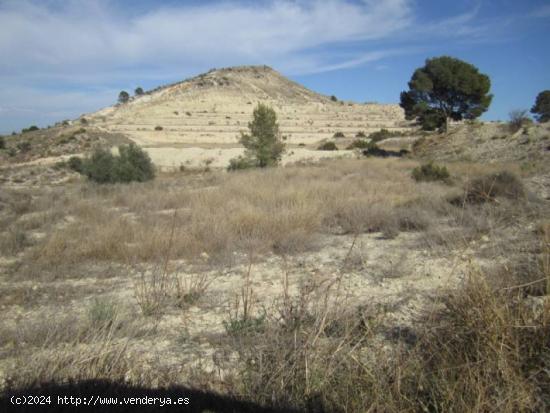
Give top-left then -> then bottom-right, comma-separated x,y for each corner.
86,65 -> 408,147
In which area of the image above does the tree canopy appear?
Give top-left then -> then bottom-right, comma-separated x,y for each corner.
135,87 -> 144,96
531,90 -> 550,123
118,91 -> 130,104
400,56 -> 492,131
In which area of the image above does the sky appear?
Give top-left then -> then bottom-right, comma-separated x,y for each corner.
0,0 -> 549,134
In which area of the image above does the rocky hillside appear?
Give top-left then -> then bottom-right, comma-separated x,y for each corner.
86,65 -> 409,147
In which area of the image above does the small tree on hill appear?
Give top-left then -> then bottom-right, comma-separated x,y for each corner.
400,56 -> 492,131
531,90 -> 550,123
238,103 -> 285,168
135,87 -> 144,96
118,91 -> 130,104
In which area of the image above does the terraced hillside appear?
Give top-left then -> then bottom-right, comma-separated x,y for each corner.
85,66 -> 409,168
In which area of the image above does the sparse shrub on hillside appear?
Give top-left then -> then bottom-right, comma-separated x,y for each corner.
362,142 -> 406,158
154,126 -> 163,131
0,136 -> 5,149
333,132 -> 345,138
81,144 -> 154,184
368,128 -> 404,142
7,148 -> 16,157
80,118 -> 88,125
230,103 -> 285,169
508,109 -> 531,133
330,95 -> 338,102
531,90 -> 550,123
346,139 -> 370,149
16,142 -> 31,153
459,170 -> 526,203
356,131 -> 366,138
412,162 -> 450,183
21,125 -> 39,133
318,141 -> 338,151
134,87 -> 144,96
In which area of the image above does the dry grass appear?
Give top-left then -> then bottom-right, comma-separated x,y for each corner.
225,229 -> 550,412
17,158 -> 454,277
2,156 -> 548,412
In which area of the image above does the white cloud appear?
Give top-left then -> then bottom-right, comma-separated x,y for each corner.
0,0 -> 511,131
0,0 -> 413,77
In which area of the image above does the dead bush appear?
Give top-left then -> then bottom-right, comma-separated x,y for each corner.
454,170 -> 527,204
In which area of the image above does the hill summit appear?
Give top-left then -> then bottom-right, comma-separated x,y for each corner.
87,65 -> 408,146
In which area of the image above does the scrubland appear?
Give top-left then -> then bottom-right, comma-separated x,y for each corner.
0,157 -> 549,412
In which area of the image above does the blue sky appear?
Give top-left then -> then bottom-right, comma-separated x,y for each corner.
0,0 -> 549,134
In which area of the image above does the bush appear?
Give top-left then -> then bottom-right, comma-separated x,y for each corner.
82,144 -> 154,184
412,162 -> 450,182
227,156 -> 254,171
355,131 -> 366,138
16,142 -> 31,153
347,139 -> 370,150
508,109 -> 530,133
368,128 -> 392,142
461,171 -> 526,203
330,95 -> 338,102
318,141 -> 338,151
83,148 -> 117,183
0,136 -> 5,149
21,125 -> 39,133
154,126 -> 163,131
115,144 -> 155,182
333,132 -> 345,138
67,156 -> 84,173
80,118 -> 88,125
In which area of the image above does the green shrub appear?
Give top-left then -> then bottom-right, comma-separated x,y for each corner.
0,136 -> 5,149
412,162 -> 450,182
318,141 -> 338,151
67,156 -> 84,173
82,144 -> 154,184
333,132 -> 345,138
83,148 -> 117,183
7,148 -> 16,157
115,144 -> 155,182
21,125 -> 39,133
330,95 -> 338,102
367,128 -> 396,142
154,125 -> 163,131
87,298 -> 117,327
346,139 -> 370,149
238,103 -> 285,168
227,156 -> 255,171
